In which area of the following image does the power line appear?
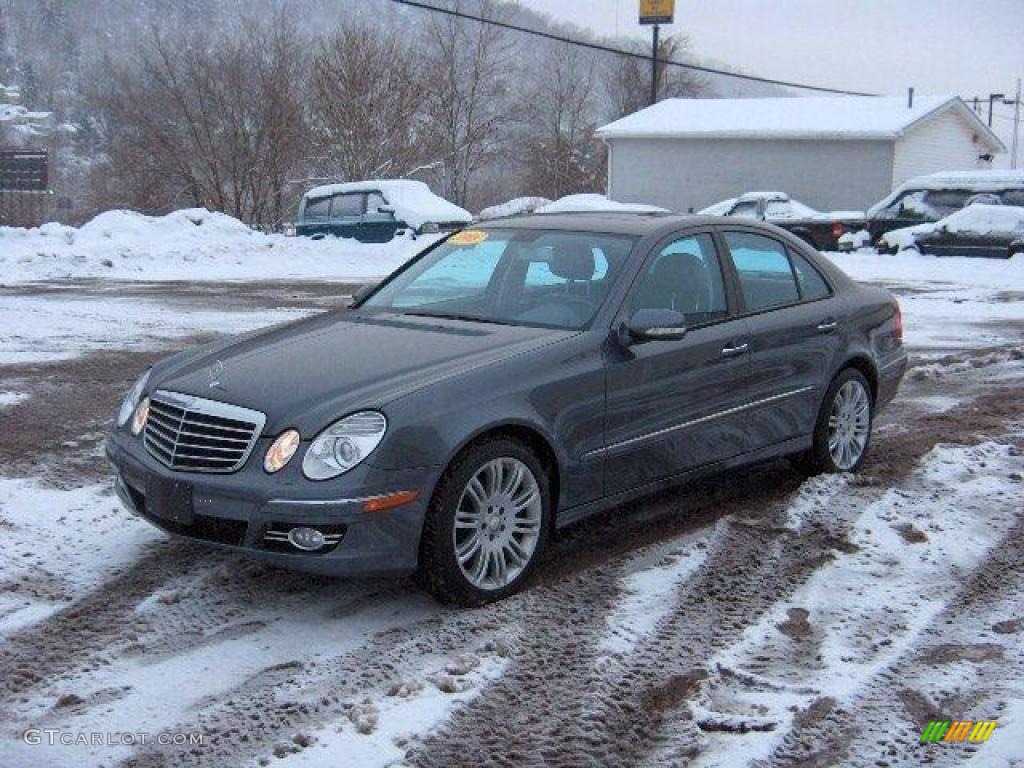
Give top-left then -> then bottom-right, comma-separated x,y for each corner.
391,0 -> 880,97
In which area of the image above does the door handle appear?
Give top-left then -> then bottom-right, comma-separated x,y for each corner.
721,342 -> 749,358
816,319 -> 838,333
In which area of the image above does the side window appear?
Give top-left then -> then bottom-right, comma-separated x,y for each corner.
1001,189 -> 1024,207
630,233 -> 728,326
302,196 -> 331,221
330,193 -> 365,218
789,250 -> 831,301
365,191 -> 387,211
725,231 -> 800,312
729,200 -> 761,219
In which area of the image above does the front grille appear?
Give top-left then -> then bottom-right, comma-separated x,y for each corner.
144,390 -> 266,473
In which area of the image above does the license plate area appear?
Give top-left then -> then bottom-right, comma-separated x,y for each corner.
145,476 -> 194,525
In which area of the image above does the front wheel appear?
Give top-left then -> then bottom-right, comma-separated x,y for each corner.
793,369 -> 873,475
418,438 -> 550,606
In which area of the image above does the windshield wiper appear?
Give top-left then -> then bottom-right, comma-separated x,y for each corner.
402,311 -> 515,326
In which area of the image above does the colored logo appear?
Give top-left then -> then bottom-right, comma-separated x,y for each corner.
920,720 -> 997,743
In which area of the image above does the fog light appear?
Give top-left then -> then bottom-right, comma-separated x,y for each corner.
264,429 -> 300,473
131,397 -> 150,436
287,527 -> 326,551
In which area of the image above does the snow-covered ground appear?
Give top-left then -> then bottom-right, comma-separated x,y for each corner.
0,208 -> 440,283
0,214 -> 1022,767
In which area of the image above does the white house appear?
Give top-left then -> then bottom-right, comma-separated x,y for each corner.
597,95 -> 1006,213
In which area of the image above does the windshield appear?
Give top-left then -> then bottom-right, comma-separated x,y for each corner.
363,228 -> 637,330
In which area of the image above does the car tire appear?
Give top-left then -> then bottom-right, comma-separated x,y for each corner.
418,437 -> 551,606
792,368 -> 874,476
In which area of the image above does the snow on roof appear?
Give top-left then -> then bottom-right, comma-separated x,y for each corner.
478,196 -> 552,220
535,193 -> 669,214
867,169 -> 1024,217
302,179 -> 471,229
597,96 -> 1005,150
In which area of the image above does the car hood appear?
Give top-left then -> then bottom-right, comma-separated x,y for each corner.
150,310 -> 575,434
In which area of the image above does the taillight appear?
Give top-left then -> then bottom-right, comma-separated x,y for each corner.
831,222 -> 845,238
893,303 -> 903,343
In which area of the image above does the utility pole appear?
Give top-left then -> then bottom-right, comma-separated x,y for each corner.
1012,78 -> 1021,170
638,1 -> 674,107
651,24 -> 659,106
988,93 -> 1006,128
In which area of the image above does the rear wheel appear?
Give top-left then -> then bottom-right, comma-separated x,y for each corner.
793,369 -> 873,475
418,438 -> 550,606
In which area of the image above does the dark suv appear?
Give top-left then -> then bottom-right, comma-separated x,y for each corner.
295,180 -> 472,243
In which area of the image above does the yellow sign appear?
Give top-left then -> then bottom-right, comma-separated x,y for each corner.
448,229 -> 489,246
639,0 -> 674,25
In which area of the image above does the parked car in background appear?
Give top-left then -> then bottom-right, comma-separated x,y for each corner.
107,212 -> 905,605
860,170 -> 1024,244
700,191 -> 864,251
878,203 -> 1024,259
295,180 -> 472,243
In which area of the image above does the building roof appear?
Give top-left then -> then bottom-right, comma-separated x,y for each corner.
597,95 -> 1006,152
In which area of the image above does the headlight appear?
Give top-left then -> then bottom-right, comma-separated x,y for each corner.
117,370 -> 150,428
302,412 -> 387,480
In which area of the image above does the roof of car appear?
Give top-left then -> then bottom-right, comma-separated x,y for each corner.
468,211 -> 774,239
473,211 -> 728,236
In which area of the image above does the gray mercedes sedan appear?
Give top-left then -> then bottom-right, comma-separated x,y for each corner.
106,213 -> 907,605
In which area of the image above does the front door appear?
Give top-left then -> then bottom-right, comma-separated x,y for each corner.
602,231 -> 754,496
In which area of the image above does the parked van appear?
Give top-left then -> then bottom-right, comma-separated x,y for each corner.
295,180 -> 472,243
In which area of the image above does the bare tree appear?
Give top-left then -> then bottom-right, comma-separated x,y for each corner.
606,34 -> 705,120
522,42 -> 602,199
309,23 -> 427,181
420,0 -> 515,207
95,13 -> 307,229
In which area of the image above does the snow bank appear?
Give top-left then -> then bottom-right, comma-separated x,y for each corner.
477,196 -> 551,220
536,194 -> 668,214
301,180 -> 472,229
0,207 -> 442,284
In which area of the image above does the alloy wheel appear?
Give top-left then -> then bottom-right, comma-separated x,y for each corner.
452,457 -> 543,591
828,379 -> 871,470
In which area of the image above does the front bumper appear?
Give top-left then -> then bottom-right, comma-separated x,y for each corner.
106,427 -> 439,576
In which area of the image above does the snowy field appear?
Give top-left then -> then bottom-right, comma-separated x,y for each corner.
0,215 -> 1022,768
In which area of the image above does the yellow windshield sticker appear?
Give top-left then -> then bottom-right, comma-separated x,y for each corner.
448,229 -> 488,246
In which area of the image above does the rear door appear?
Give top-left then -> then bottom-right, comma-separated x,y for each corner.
602,230 -> 754,495
720,229 -> 846,451
326,192 -> 366,239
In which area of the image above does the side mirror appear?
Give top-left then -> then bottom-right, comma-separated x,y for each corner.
623,308 -> 688,343
377,204 -> 395,214
348,283 -> 374,307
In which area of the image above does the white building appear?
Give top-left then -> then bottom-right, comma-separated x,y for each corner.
597,95 -> 1006,213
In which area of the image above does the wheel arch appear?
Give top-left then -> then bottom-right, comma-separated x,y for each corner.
434,420 -> 563,520
838,355 -> 879,403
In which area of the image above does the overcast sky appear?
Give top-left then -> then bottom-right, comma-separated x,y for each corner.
518,0 -> 1022,114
